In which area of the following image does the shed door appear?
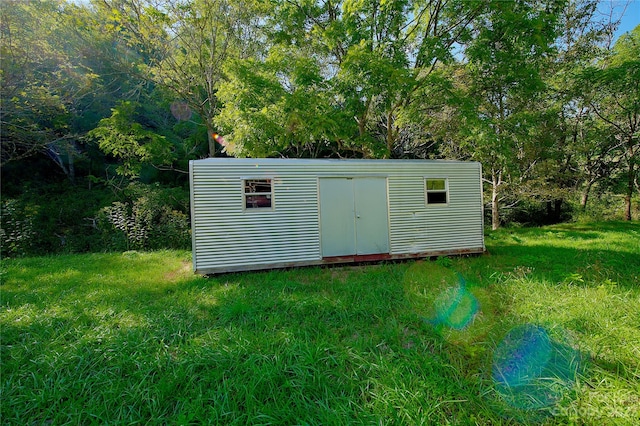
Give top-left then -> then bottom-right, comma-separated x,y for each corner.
319,178 -> 389,257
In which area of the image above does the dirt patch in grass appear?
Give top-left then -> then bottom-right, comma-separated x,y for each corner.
164,260 -> 192,281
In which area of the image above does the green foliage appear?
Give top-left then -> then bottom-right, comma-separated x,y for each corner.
217,48 -> 349,157
217,0 -> 488,158
0,0 -> 99,167
1,223 -> 639,424
98,183 -> 190,251
572,191 -> 640,222
579,25 -> 640,220
0,182 -> 120,257
98,0 -> 259,157
1,0 -> 637,247
89,101 -> 173,177
0,199 -> 37,257
439,0 -> 565,230
0,180 -> 191,258
1,0 -> 205,187
435,255 -> 453,268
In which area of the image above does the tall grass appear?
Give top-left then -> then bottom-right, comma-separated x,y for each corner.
1,222 -> 638,425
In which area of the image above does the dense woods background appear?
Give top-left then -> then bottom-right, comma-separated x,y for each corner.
1,0 -> 638,257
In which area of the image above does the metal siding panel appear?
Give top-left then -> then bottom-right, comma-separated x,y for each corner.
191,162 -> 321,272
190,158 -> 484,273
387,168 -> 484,255
189,161 -> 197,271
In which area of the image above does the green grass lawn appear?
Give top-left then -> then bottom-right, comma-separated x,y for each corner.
1,222 -> 639,425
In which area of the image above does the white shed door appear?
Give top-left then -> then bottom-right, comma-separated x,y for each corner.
319,178 -> 389,257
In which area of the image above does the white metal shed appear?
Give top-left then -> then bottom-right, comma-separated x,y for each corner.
190,158 -> 485,274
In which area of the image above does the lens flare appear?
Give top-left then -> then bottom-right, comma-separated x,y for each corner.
170,101 -> 192,121
432,285 -> 479,329
212,133 -> 228,148
431,273 -> 479,330
493,325 -> 552,387
492,325 -> 584,410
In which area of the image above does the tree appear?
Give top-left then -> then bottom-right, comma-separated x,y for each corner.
97,0 -> 261,158
217,0 -> 485,158
439,0 -> 564,229
583,25 -> 640,220
0,0 -> 100,180
541,0 -> 620,213
88,101 -> 173,177
216,46 -> 348,157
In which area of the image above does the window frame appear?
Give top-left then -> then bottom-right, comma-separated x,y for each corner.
242,178 -> 274,211
424,177 -> 449,206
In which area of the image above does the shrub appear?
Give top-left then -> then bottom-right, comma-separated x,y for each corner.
502,199 -> 574,227
0,199 -> 37,257
99,183 -> 190,251
0,180 -> 189,256
571,192 -> 638,222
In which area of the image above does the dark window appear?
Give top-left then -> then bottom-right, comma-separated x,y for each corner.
425,179 -> 448,205
244,179 -> 272,209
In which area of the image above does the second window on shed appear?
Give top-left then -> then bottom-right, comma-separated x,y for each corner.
425,178 -> 448,205
244,179 -> 272,209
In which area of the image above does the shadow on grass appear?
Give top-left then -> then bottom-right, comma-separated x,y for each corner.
482,240 -> 639,289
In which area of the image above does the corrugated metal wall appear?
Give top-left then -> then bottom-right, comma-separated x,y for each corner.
190,158 -> 484,274
387,164 -> 484,254
190,160 -> 321,273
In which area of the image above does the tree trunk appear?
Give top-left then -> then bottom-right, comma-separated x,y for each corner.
491,171 -> 501,230
385,110 -> 394,159
624,136 -> 637,221
207,123 -> 217,158
581,180 -> 594,210
491,190 -> 500,230
554,199 -> 563,223
66,143 -> 75,185
625,160 -> 634,221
